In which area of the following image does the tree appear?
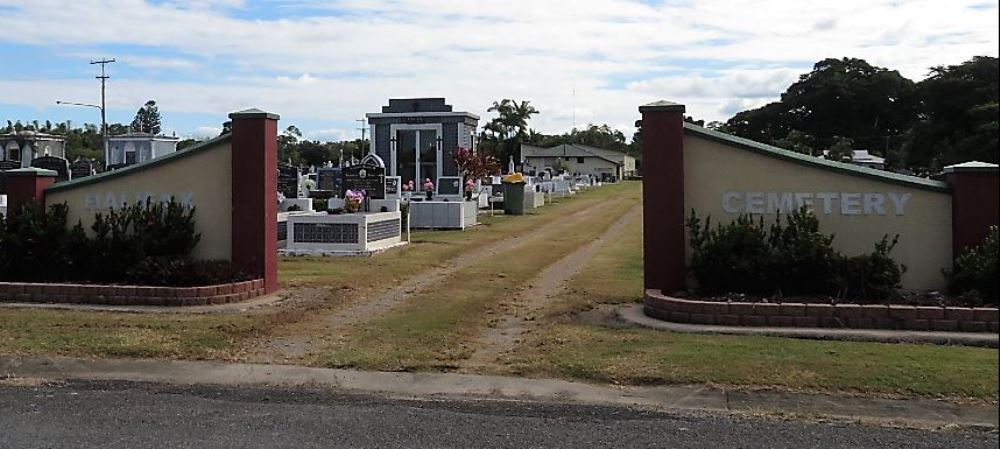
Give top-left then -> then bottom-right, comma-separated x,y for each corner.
297,140 -> 332,167
824,136 -> 855,161
774,130 -> 817,156
130,100 -> 162,135
177,139 -> 199,151
278,125 -> 303,163
452,146 -> 501,182
481,99 -> 539,163
723,58 -> 916,161
901,56 -> 999,171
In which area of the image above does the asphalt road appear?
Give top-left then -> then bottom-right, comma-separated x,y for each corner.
0,381 -> 995,449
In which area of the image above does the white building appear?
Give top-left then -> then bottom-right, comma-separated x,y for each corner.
107,133 -> 180,167
849,150 -> 886,170
521,143 -> 636,180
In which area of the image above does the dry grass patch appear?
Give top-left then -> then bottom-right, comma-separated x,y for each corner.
320,184 -> 643,371
0,309 -> 260,359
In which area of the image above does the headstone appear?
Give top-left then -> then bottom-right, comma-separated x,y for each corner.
69,159 -> 97,179
341,163 -> 386,199
317,167 -> 342,193
385,176 -> 401,198
437,176 -> 462,196
30,155 -> 71,183
277,163 -> 300,199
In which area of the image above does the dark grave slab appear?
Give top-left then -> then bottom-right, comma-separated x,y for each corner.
317,167 -> 342,194
278,163 -> 300,198
437,176 -> 462,196
341,164 -> 385,199
69,160 -> 97,179
385,176 -> 400,196
30,156 -> 71,183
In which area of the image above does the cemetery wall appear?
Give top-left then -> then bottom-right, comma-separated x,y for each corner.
639,100 -> 998,297
683,130 -> 953,290
44,137 -> 234,260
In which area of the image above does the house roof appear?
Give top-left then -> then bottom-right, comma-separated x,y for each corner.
521,143 -> 630,165
108,133 -> 181,141
851,150 -> 885,164
1,131 -> 66,141
683,123 -> 950,193
942,161 -> 999,173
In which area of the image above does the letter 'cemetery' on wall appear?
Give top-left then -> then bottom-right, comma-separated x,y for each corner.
721,191 -> 912,216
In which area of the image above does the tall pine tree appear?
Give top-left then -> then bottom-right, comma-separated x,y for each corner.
130,100 -> 162,135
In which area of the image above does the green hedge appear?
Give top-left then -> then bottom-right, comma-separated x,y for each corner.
0,201 -> 250,286
686,207 -> 904,300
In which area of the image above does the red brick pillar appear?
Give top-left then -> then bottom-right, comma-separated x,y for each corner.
639,101 -> 686,294
4,167 -> 57,216
945,162 -> 999,255
229,109 -> 280,293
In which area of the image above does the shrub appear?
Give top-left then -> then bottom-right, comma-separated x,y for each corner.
834,236 -> 905,301
0,200 -> 249,287
89,200 -> 200,282
687,212 -> 772,295
945,227 -> 999,305
766,209 -> 838,296
686,208 -> 904,300
0,203 -> 90,282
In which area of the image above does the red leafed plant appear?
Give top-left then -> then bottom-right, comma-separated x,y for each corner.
452,146 -> 501,181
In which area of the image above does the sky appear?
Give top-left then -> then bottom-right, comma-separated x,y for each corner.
0,0 -> 997,141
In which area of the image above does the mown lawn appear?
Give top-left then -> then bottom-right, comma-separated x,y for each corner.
503,324 -> 999,400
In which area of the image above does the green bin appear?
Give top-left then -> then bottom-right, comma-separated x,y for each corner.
503,181 -> 526,215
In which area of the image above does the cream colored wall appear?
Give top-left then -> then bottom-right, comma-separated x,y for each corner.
45,142 -> 233,260
684,135 -> 952,291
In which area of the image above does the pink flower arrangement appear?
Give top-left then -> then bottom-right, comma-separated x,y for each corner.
464,178 -> 475,192
423,178 -> 435,192
345,189 -> 366,201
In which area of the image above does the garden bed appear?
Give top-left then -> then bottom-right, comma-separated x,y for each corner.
644,289 -> 999,332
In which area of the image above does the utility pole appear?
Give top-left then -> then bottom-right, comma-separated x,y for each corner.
91,58 -> 115,167
356,118 -> 368,156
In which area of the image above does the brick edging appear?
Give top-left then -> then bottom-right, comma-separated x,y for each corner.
0,279 -> 266,307
644,289 -> 999,333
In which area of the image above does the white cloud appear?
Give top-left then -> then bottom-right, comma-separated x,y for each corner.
191,126 -> 222,139
0,0 -> 996,138
304,128 -> 349,142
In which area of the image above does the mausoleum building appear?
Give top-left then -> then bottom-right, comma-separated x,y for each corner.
107,133 -> 180,166
366,98 -> 479,187
1,131 -> 67,168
